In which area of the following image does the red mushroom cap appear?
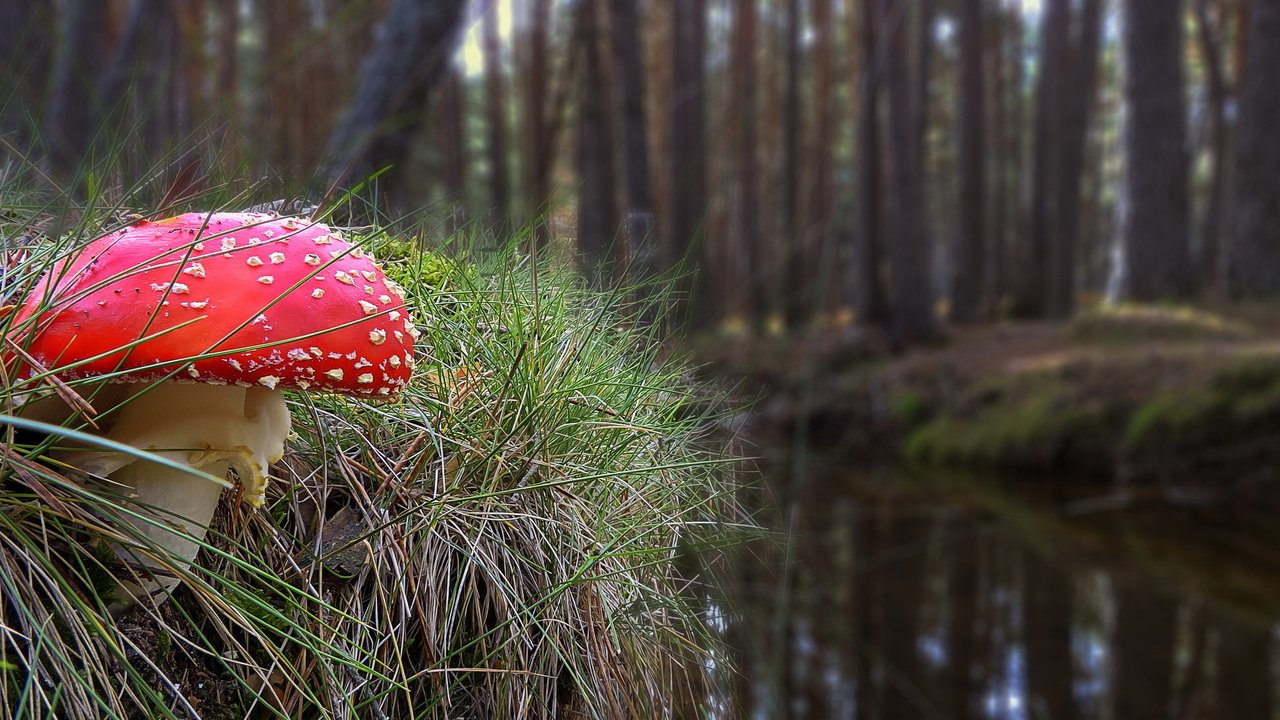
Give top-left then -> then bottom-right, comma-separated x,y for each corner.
12,213 -> 417,398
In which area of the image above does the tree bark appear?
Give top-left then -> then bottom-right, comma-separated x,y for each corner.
807,0 -> 838,319
44,0 -> 109,182
574,0 -> 619,286
853,0 -> 889,327
436,63 -> 468,231
667,0 -> 708,329
0,1 -> 52,151
522,0 -> 552,247
730,0 -> 760,322
319,0 -> 467,208
881,0 -> 939,346
1226,0 -> 1280,296
1117,0 -> 1192,301
1014,0 -> 1068,317
1048,0 -> 1102,317
1193,0 -> 1230,292
609,0 -> 657,302
782,0 -> 806,327
951,0 -> 985,323
483,2 -> 511,231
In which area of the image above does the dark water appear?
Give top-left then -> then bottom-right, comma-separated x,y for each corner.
717,459 -> 1280,720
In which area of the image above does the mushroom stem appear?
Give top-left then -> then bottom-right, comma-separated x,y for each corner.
52,382 -> 291,605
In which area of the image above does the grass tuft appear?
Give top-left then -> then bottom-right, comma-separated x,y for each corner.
0,201 -> 741,718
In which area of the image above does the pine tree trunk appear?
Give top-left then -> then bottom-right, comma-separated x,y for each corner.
44,0 -> 109,182
1048,0 -> 1102,317
1118,0 -> 1192,301
730,0 -> 760,322
782,0 -> 805,327
1193,0 -> 1230,292
882,0 -> 939,346
608,0 -> 657,302
667,0 -> 708,328
951,0 -> 985,323
0,1 -> 52,151
1226,0 -> 1280,296
483,4 -> 510,231
574,0 -> 619,286
436,63 -> 468,231
853,0 -> 888,326
320,0 -> 467,208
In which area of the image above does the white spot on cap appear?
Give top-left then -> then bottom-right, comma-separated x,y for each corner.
355,357 -> 372,368
379,294 -> 392,305
171,283 -> 190,294
364,286 -> 374,295
258,376 -> 280,389
183,262 -> 206,278
227,359 -> 243,371
325,368 -> 344,381
182,300 -> 209,309
369,329 -> 387,345
193,242 -> 204,251
187,367 -> 200,378
269,252 -> 286,264
304,253 -> 321,266
314,234 -> 333,245
246,256 -> 264,267
388,355 -> 401,368
311,288 -> 325,299
258,275 -> 274,285
358,300 -> 377,315
264,229 -> 276,238
361,270 -> 377,283
309,347 -> 323,357
287,348 -> 310,361
351,248 -> 366,259
335,270 -> 354,285
220,237 -> 237,251
378,387 -> 391,396
389,310 -> 401,321
329,250 -> 343,259
247,236 -> 261,245
357,373 -> 374,384
96,300 -> 106,306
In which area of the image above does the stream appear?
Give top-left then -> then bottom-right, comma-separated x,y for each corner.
715,456 -> 1280,719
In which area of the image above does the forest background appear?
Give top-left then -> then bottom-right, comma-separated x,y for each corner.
6,0 -> 1277,346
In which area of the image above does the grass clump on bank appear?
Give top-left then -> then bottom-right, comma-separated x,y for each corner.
0,204 -> 740,718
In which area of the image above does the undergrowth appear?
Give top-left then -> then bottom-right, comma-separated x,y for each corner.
0,196 -> 742,718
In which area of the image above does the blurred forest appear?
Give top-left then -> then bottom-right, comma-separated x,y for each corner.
3,0 -> 1279,344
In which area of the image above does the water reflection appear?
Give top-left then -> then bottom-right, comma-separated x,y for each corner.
717,461 -> 1280,719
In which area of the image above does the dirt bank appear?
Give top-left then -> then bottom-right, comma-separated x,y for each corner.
703,305 -> 1280,496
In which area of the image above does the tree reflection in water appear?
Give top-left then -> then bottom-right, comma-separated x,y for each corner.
714,461 -> 1280,719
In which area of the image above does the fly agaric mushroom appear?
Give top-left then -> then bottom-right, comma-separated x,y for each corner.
10,212 -> 416,602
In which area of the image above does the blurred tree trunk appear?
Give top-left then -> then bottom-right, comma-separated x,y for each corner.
999,8 -> 1026,312
483,3 -> 510,231
951,0 -> 985,323
881,0 -> 939,346
1022,553 -> 1076,720
1193,0 -> 1230,292
984,6 -> 1008,314
782,0 -> 805,327
729,0 -> 759,322
319,0 -> 466,208
44,0 -> 109,182
213,0 -> 240,177
1048,0 -> 1102,317
1116,0 -> 1192,301
878,503 -> 927,718
1225,0 -> 1280,296
853,0 -> 888,327
1112,584 -> 1177,719
0,1 -> 53,152
666,0 -> 708,329
575,0 -> 619,286
608,0 -> 657,303
436,62 -> 468,231
522,0 -> 552,246
807,0 -> 838,319
1014,0 -> 1067,317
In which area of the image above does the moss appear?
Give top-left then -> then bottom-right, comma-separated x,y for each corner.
888,389 -> 928,431
1123,361 -> 1280,460
906,380 -> 1111,470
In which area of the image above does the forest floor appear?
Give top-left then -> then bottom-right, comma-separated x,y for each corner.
700,303 -> 1280,498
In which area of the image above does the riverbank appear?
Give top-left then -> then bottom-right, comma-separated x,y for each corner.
703,304 -> 1280,499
